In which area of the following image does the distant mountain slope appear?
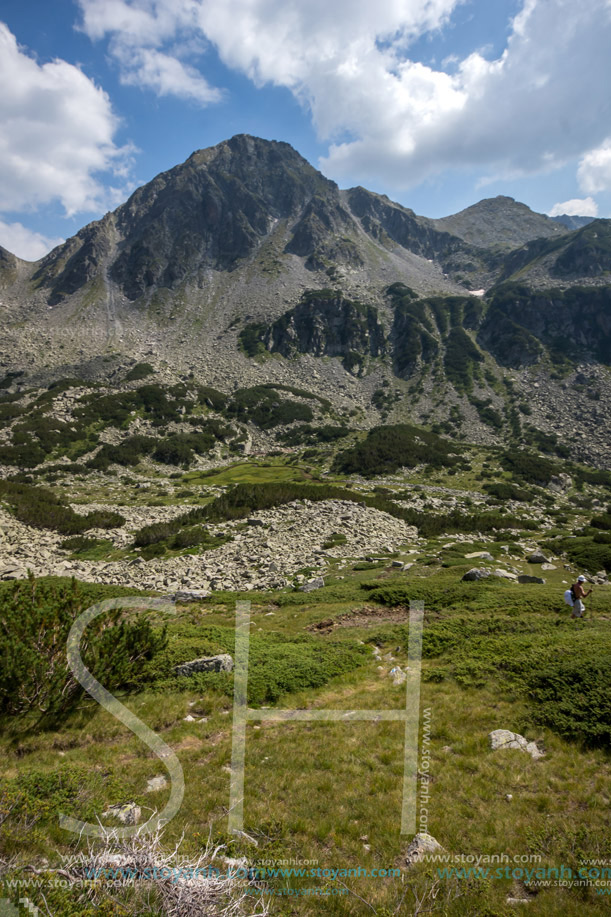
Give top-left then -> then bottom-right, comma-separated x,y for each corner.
433,195 -> 568,250
499,219 -> 611,284
551,214 -> 595,230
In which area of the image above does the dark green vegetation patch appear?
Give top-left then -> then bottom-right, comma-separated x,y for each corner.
0,577 -> 166,718
0,480 -> 125,534
332,423 -> 465,476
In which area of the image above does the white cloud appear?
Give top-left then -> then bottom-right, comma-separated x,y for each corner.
76,0 -> 611,195
319,0 -> 611,187
0,220 -> 64,261
549,197 -> 598,218
77,0 -> 462,105
577,141 -> 611,194
78,0 -> 223,105
116,47 -> 223,104
0,22 -> 132,216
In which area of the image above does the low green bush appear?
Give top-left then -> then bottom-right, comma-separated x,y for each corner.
226,386 -> 314,429
0,576 -> 167,718
246,638 -> 369,705
483,482 -> 532,502
0,480 -> 124,534
124,362 -> 155,381
60,536 -> 108,554
332,423 -> 465,476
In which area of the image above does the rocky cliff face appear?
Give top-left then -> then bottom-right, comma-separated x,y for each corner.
241,289 -> 386,373
0,245 -> 22,287
479,284 -> 611,366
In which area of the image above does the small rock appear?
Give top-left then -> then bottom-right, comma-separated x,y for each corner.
517,575 -> 545,584
175,654 -> 234,676
389,666 -> 407,685
488,729 -> 544,759
405,833 -> 444,866
299,577 -> 325,593
103,803 -> 141,825
146,775 -> 168,793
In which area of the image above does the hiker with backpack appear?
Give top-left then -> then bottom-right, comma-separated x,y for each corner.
564,575 -> 593,619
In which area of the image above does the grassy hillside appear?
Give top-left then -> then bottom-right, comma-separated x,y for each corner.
1,547 -> 611,915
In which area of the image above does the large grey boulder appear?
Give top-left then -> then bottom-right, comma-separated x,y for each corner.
548,473 -> 572,493
0,564 -> 27,579
493,569 -> 518,580
527,552 -> 550,564
175,654 -> 234,676
300,577 -> 325,592
489,729 -> 544,759
172,590 -> 209,602
517,575 -> 545,584
462,568 -> 490,581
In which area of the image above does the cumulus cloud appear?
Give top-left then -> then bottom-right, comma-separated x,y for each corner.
116,47 -> 223,104
78,0 -> 223,104
319,0 -> 611,187
549,197 -> 598,218
0,221 -> 64,261
77,0 -> 611,195
578,141 -> 611,195
0,22 -> 131,216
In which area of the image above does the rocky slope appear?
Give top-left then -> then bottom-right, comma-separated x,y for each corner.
432,196 -> 568,250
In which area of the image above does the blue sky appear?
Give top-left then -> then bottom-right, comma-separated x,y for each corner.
1,0 -> 610,259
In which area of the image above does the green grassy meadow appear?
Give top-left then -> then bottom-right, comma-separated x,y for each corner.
1,560 -> 611,916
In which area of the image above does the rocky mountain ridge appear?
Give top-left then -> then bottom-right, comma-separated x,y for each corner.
0,134 -> 608,465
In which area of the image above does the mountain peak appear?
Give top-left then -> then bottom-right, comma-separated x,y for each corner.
433,195 -> 567,250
